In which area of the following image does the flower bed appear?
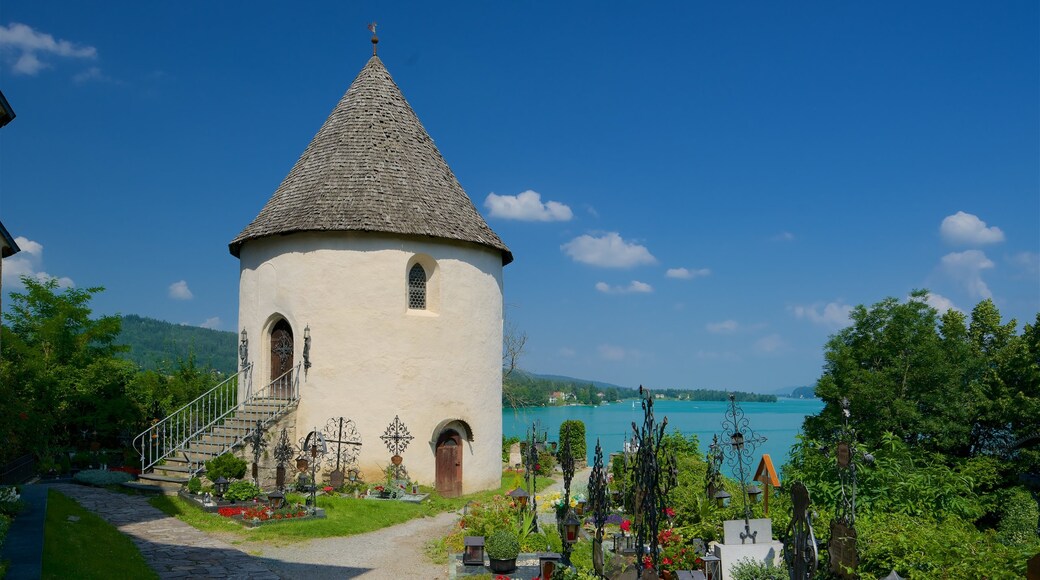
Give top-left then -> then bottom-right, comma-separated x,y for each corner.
212,501 -> 325,527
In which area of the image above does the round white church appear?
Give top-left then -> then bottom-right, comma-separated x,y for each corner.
229,50 -> 512,496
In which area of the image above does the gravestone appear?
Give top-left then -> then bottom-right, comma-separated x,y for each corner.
829,521 -> 858,579
713,518 -> 784,580
509,442 -> 522,467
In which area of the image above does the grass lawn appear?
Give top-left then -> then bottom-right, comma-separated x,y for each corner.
149,473 -> 553,544
42,489 -> 157,580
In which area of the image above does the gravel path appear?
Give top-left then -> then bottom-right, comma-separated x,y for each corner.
246,510 -> 460,579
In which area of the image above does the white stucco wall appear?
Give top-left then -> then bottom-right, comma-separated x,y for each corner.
237,231 -> 504,494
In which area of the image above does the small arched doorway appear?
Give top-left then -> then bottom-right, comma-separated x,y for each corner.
435,430 -> 462,497
270,319 -> 293,398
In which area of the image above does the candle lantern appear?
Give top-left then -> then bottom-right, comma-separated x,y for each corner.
462,536 -> 485,566
538,552 -> 561,579
562,510 -> 582,544
702,553 -> 723,580
746,484 -> 763,504
213,476 -> 229,498
507,487 -> 529,510
714,489 -> 731,508
268,490 -> 285,509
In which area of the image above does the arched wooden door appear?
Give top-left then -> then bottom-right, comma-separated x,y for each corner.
270,319 -> 293,398
435,430 -> 462,498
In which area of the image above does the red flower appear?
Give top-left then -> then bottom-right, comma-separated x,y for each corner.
18,412 -> 27,421
663,557 -> 673,566
323,486 -> 334,493
643,556 -> 653,569
620,519 -> 631,532
663,506 -> 676,518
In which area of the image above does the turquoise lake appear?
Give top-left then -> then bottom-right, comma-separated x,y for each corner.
503,398 -> 825,470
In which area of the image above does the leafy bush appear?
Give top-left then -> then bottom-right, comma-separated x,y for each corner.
537,450 -> 556,476
502,436 -> 520,463
729,558 -> 786,580
559,420 -> 586,464
485,529 -> 519,560
73,469 -> 133,486
224,480 -> 261,501
205,453 -> 246,481
997,487 -> 1039,546
458,495 -> 515,538
0,487 -> 23,517
186,476 -> 202,494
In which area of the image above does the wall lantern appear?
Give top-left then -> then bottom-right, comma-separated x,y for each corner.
239,329 -> 248,368
746,484 -> 763,504
507,487 -> 530,510
714,489 -> 731,508
702,553 -> 722,580
268,490 -> 285,509
562,510 -> 582,544
462,536 -> 485,566
303,325 -> 312,370
538,552 -> 561,579
213,476 -> 229,498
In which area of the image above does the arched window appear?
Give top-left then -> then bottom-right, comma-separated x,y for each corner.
408,263 -> 427,310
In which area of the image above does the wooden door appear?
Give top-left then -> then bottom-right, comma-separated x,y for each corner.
270,320 -> 293,398
435,431 -> 462,497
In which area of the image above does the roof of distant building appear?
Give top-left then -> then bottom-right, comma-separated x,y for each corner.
229,55 -> 511,265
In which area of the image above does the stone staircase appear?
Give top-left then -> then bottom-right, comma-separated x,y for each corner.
130,365 -> 300,493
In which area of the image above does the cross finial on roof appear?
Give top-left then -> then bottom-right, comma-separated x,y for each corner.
368,22 -> 378,55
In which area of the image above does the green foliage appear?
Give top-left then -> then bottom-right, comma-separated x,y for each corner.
205,453 -> 247,481
118,315 -> 237,375
729,558 -> 786,580
224,480 -> 261,501
485,529 -> 520,560
997,487 -> 1039,546
502,436 -> 520,462
537,449 -> 556,476
559,420 -> 586,463
186,477 -> 202,494
72,469 -> 133,486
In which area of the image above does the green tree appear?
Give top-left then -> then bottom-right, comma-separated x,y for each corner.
0,277 -> 138,461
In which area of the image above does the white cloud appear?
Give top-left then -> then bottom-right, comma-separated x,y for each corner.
599,345 -> 636,363
484,190 -> 572,222
940,211 -> 1005,246
0,22 -> 97,76
771,231 -> 795,242
940,250 -> 995,299
73,66 -> 107,83
1010,251 -> 1039,277
561,232 -> 656,268
1,236 -> 74,288
919,291 -> 961,315
696,350 -> 740,362
595,280 -> 653,294
754,334 -> 786,353
200,317 -> 221,330
558,347 -> 576,358
168,280 -> 194,300
706,320 -> 739,334
792,301 -> 853,329
666,267 -> 711,280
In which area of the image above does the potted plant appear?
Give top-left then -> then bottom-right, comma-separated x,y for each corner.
485,530 -> 519,574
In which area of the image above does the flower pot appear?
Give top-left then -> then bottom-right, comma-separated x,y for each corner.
488,557 -> 517,574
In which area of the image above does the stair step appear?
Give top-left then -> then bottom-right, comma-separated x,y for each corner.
121,481 -> 174,495
139,472 -> 189,485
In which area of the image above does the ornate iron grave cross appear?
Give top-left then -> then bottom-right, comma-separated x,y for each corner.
380,415 -> 414,457
784,481 -> 818,580
587,438 -> 610,577
720,392 -> 767,544
829,397 -> 873,579
631,385 -> 678,577
272,428 -> 294,491
244,420 -> 267,483
323,417 -> 362,473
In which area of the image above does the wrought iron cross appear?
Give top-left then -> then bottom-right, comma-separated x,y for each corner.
245,420 -> 267,467
720,392 -> 767,544
380,415 -> 414,456
273,428 -> 294,468
323,417 -> 362,472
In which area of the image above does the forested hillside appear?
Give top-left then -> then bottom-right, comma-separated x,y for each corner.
118,315 -> 237,374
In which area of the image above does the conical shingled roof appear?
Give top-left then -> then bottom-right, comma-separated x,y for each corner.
229,56 -> 512,264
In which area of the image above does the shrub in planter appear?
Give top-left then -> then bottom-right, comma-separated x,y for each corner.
536,450 -> 556,477
559,420 -> 586,464
205,453 -> 247,481
485,529 -> 520,572
186,476 -> 202,494
73,469 -> 133,487
224,480 -> 261,502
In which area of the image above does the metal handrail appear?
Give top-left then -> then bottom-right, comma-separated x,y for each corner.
133,362 -> 302,475
133,364 -> 252,473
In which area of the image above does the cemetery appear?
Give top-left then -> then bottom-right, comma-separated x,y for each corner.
0,8 -> 1037,580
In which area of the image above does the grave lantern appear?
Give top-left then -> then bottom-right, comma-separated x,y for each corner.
702,553 -> 722,580
268,490 -> 285,509
613,532 -> 637,554
538,552 -> 561,579
731,430 -> 745,450
881,571 -> 904,580
746,484 -> 763,504
213,476 -> 229,498
714,489 -> 731,508
562,510 -> 582,544
507,487 -> 529,510
347,467 -> 359,483
462,536 -> 485,566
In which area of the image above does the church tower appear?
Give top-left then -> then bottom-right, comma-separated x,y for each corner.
229,45 -> 511,495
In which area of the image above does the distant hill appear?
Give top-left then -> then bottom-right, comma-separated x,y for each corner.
118,315 -> 237,374
789,385 -> 817,399
519,371 -> 628,391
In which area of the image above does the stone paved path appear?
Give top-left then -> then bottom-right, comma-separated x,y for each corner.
52,484 -> 282,579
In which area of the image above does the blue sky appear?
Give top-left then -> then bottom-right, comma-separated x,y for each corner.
1,2 -> 1037,392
